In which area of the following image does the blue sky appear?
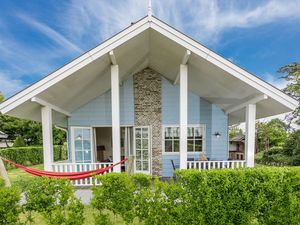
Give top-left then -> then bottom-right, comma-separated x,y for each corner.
0,0 -> 300,98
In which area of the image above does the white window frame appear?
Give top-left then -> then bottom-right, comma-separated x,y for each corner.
133,126 -> 152,174
162,124 -> 206,154
71,126 -> 94,163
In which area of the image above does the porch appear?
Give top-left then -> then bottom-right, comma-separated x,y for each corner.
52,159 -> 246,187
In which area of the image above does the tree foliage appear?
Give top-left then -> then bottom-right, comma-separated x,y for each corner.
0,91 -> 66,145
279,62 -> 300,124
256,118 -> 288,152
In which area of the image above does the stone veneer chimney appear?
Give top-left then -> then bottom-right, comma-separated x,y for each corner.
133,68 -> 162,176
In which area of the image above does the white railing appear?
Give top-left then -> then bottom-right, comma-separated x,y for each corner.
52,162 -> 113,187
187,160 -> 246,170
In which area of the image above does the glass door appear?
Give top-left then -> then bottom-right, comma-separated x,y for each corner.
134,126 -> 151,174
72,127 -> 93,163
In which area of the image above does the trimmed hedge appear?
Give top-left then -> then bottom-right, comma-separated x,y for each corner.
92,168 -> 300,225
0,145 -> 67,168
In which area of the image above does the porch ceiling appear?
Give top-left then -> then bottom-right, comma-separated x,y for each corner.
2,20 -> 296,127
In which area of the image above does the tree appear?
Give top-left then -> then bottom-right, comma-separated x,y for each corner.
229,125 -> 243,139
0,91 -> 66,146
279,62 -> 300,125
256,119 -> 288,152
0,92 -> 4,103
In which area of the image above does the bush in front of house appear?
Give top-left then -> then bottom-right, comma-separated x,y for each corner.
0,186 -> 21,225
92,168 -> 300,225
23,177 -> 84,225
0,145 -> 67,168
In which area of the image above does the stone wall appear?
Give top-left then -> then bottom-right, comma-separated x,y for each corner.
133,68 -> 162,176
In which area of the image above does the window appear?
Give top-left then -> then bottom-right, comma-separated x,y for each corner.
163,125 -> 205,153
164,127 -> 180,152
187,127 -> 204,152
72,127 -> 92,163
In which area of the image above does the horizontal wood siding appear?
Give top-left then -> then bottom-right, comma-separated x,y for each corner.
210,105 -> 228,160
161,77 -> 228,177
68,77 -> 134,126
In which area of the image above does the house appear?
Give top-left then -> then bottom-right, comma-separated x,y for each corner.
0,12 -> 297,183
229,135 -> 245,160
0,131 -> 12,148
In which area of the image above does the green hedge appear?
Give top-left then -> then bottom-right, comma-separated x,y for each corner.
0,145 -> 67,168
0,187 -> 21,225
92,168 -> 300,225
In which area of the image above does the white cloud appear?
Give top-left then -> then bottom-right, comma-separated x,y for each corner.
63,0 -> 300,45
264,73 -> 288,90
18,13 -> 83,54
0,71 -> 27,98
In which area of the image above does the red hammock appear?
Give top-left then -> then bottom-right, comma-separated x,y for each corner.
1,157 -> 127,180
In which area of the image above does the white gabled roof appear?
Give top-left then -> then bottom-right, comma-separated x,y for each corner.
0,15 -> 298,126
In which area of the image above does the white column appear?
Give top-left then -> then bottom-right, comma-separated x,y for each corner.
41,106 -> 53,171
180,64 -> 188,169
111,64 -> 121,172
245,104 -> 256,167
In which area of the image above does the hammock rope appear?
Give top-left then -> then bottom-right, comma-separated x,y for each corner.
1,157 -> 128,180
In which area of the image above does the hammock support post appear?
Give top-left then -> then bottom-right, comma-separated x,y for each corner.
0,157 -> 11,187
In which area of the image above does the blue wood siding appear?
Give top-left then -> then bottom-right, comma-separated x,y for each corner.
210,105 -> 228,160
68,77 -> 134,126
161,77 -> 228,177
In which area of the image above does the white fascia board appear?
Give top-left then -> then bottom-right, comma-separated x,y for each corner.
0,16 -> 150,115
225,94 -> 268,115
150,17 -> 298,110
31,97 -> 71,116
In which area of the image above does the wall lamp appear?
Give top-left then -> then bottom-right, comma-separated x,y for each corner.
214,132 -> 221,138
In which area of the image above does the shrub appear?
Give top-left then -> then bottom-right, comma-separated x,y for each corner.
0,187 -> 21,225
0,145 -> 67,168
13,136 -> 26,147
92,173 -> 136,223
92,168 -> 300,225
23,177 -> 84,225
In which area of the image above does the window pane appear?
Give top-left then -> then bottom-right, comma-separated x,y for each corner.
84,150 -> 91,161
75,151 -> 83,161
194,127 -> 202,138
136,139 -> 141,149
136,161 -> 142,170
142,150 -> 148,160
188,127 -> 193,138
142,139 -> 148,149
136,128 -> 141,138
173,127 -> 180,138
165,140 -> 173,152
195,139 -> 202,152
142,128 -> 148,138
165,127 -> 172,139
136,150 -> 141,160
188,140 -> 194,152
143,161 -> 148,171
83,140 -> 91,150
174,140 -> 180,152
74,129 -> 82,141
75,140 -> 82,151
83,129 -> 90,140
